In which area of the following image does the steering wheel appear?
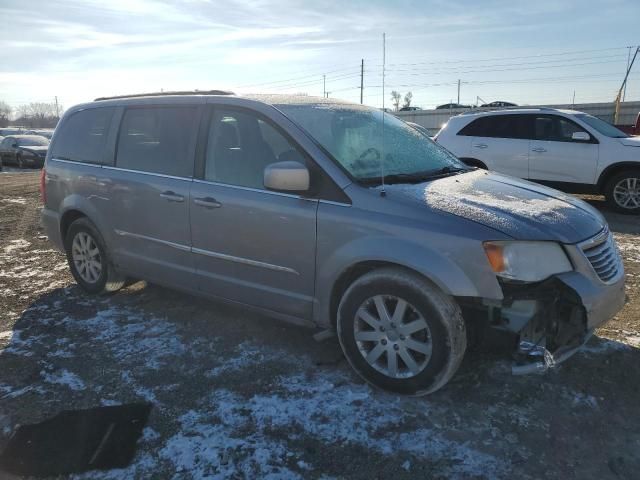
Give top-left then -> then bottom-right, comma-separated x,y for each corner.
358,147 -> 381,161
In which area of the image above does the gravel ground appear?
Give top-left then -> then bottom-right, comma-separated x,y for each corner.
1,171 -> 639,479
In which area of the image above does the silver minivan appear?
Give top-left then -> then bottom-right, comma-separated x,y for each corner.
41,91 -> 626,395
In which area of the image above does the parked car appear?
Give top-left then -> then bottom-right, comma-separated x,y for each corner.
0,127 -> 25,137
27,129 -> 55,139
0,135 -> 50,168
435,108 -> 640,213
399,106 -> 422,112
41,92 -> 625,395
405,121 -> 434,138
616,111 -> 640,136
480,101 -> 518,108
436,103 -> 472,110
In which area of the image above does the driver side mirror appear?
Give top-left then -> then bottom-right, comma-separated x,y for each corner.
571,131 -> 590,142
264,161 -> 310,192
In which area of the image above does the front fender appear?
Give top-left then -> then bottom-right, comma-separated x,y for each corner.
313,235 -> 503,326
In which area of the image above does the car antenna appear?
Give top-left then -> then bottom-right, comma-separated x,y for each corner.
380,32 -> 387,197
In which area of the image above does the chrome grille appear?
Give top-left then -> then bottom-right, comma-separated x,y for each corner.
581,228 -> 621,283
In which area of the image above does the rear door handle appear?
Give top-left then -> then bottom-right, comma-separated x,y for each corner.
531,147 -> 547,153
473,143 -> 488,149
160,191 -> 185,202
194,197 -> 222,209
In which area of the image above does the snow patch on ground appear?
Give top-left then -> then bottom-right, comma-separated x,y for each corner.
205,341 -> 283,378
615,234 -> 640,263
41,368 -> 86,391
71,306 -> 187,370
1,197 -> 27,205
3,239 -> 31,254
580,338 -> 632,354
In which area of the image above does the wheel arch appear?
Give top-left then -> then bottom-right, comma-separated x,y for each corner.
596,162 -> 640,192
314,236 -> 499,328
58,195 -> 112,248
328,261 -> 442,329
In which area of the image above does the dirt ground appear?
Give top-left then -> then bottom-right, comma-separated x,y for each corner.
1,170 -> 639,480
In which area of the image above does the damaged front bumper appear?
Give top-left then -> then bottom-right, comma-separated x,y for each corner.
466,262 -> 626,375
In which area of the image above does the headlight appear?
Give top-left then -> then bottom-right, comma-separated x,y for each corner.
483,241 -> 572,282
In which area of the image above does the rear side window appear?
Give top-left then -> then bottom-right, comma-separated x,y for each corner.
116,107 -> 197,177
51,108 -> 114,163
457,114 -> 530,139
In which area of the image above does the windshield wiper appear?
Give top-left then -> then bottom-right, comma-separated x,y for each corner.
359,166 -> 469,186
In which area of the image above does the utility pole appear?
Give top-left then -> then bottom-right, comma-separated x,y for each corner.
457,79 -> 461,104
615,46 -> 639,123
623,46 -> 633,102
360,59 -> 364,104
572,90 -> 576,107
54,96 -> 59,118
323,75 -> 326,98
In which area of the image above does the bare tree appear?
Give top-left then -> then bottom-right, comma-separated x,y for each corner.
403,92 -> 413,108
13,101 -> 62,128
0,101 -> 11,127
390,91 -> 401,111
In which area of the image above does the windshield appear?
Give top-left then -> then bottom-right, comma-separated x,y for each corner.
16,136 -> 49,146
576,114 -> 628,138
277,103 -> 467,184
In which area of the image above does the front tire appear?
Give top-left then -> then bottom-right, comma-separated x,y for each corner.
605,169 -> 640,214
64,217 -> 125,294
337,268 -> 467,396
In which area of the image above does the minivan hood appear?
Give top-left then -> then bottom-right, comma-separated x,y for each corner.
618,137 -> 640,147
383,170 -> 605,243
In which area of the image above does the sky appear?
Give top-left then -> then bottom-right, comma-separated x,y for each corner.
1,0 -> 639,112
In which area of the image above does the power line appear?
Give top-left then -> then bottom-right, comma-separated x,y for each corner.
378,45 -> 634,67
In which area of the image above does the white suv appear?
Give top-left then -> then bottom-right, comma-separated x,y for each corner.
436,108 -> 640,213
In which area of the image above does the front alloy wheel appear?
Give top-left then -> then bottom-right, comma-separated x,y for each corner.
354,295 -> 432,379
337,268 -> 467,396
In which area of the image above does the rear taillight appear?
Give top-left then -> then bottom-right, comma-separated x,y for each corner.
39,167 -> 46,204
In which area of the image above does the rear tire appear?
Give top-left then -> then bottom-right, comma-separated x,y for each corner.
604,169 -> 640,214
337,268 -> 467,396
64,217 -> 125,294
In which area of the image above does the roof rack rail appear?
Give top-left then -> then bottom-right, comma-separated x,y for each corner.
458,106 -> 558,116
94,90 -> 234,101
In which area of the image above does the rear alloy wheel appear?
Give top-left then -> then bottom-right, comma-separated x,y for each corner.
337,268 -> 467,395
65,217 -> 125,294
605,170 -> 640,214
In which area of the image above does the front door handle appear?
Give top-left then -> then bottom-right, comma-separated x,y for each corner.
473,143 -> 488,149
531,147 -> 547,153
194,197 -> 222,209
160,191 -> 185,202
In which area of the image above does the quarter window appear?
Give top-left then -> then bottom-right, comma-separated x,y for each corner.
116,107 -> 197,177
204,109 -> 306,189
50,107 -> 114,163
